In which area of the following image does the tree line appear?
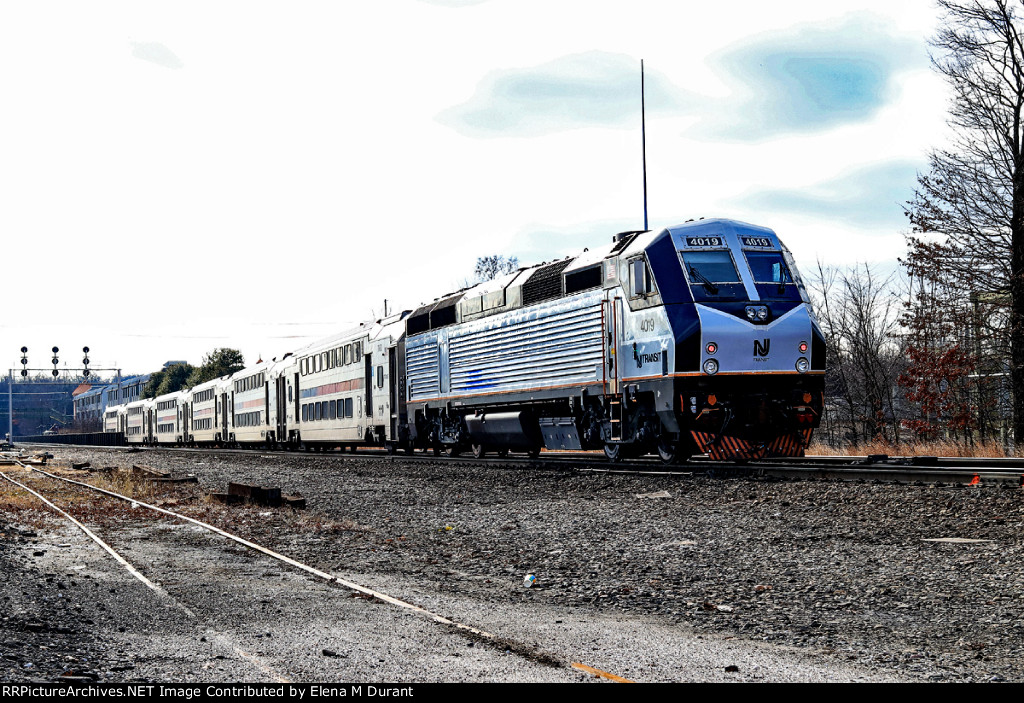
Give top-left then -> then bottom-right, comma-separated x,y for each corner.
815,1 -> 1022,451
143,348 -> 246,399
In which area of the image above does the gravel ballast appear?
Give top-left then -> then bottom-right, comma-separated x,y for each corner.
2,447 -> 1022,683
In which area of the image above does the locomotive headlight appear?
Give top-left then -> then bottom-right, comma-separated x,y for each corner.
745,305 -> 769,322
703,359 -> 719,375
795,357 -> 809,373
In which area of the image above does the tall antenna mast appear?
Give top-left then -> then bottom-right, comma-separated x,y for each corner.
641,59 -> 649,230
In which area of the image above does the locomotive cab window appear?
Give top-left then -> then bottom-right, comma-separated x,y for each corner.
745,251 -> 793,284
680,250 -> 740,283
629,258 -> 653,298
679,249 -> 745,300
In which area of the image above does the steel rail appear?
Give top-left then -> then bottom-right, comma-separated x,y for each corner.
18,463 -> 632,682
17,440 -> 1024,486
0,461 -> 292,683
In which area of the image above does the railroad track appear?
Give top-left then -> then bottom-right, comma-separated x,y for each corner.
0,459 -> 633,683
4,445 -> 1015,683
15,442 -> 1024,488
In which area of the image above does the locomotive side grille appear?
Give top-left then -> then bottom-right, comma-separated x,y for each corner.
448,301 -> 602,393
406,343 -> 440,400
522,260 -> 571,306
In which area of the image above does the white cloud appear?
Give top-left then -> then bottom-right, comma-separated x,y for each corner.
0,0 -> 947,372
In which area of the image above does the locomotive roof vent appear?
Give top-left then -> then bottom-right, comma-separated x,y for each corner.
611,230 -> 647,254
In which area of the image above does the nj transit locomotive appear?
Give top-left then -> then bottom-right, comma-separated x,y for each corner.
105,218 -> 824,462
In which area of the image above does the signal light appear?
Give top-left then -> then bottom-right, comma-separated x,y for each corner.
706,342 -> 718,355
799,341 -> 808,353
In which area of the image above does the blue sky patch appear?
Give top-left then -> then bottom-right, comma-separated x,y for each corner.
438,51 -> 687,138
744,160 -> 922,229
704,15 -> 923,139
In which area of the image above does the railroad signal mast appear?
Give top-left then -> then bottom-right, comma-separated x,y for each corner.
6,346 -> 121,444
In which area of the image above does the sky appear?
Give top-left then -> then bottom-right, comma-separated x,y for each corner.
0,0 -> 948,377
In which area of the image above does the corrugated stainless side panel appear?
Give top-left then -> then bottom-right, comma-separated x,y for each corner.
448,296 -> 603,395
406,337 -> 440,400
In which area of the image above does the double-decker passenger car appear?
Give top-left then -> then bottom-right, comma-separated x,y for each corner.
183,377 -> 228,446
154,391 -> 186,445
124,398 -> 154,444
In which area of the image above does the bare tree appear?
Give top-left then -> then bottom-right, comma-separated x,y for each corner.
473,255 -> 519,282
810,262 -> 906,447
905,0 -> 1024,447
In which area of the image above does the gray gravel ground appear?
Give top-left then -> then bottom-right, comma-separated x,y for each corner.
3,446 -> 1022,683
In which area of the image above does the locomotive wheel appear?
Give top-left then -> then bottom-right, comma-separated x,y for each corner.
471,443 -> 486,459
603,443 -> 623,461
657,440 -> 679,465
526,446 -> 541,459
445,444 -> 461,458
497,447 -> 509,457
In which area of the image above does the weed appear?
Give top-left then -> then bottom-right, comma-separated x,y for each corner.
807,438 -> 1010,458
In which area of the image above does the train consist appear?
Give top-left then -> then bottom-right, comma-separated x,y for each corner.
104,218 -> 825,462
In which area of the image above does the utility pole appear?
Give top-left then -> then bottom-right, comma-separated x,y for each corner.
6,368 -> 12,445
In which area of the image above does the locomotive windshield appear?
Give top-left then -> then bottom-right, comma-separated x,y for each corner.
744,251 -> 794,284
679,249 -> 745,300
680,251 -> 740,283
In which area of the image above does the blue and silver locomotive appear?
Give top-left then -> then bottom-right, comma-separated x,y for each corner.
404,218 -> 825,462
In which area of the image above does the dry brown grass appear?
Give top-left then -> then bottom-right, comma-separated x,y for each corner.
1,463 -> 200,530
0,477 -> 63,529
86,469 -> 164,502
807,437 -> 1011,458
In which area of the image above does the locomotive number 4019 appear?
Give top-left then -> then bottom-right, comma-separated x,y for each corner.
685,236 -> 723,247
